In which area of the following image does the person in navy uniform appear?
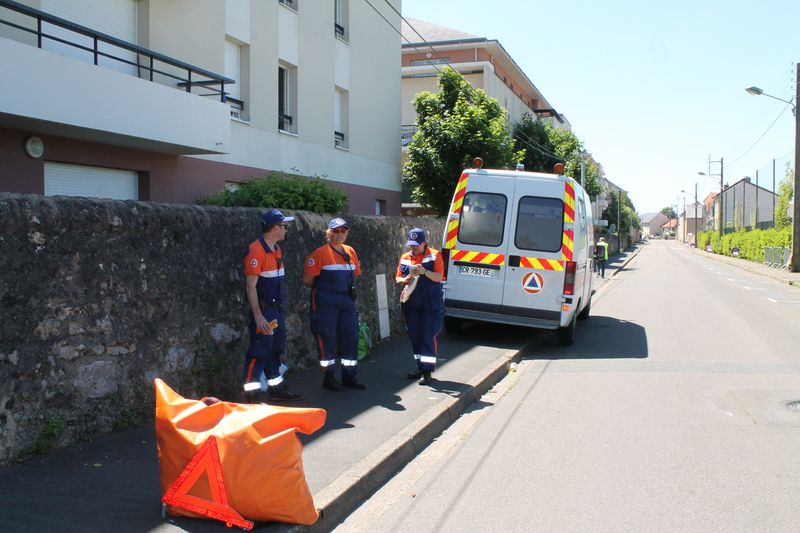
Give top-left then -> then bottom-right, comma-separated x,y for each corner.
241,209 -> 303,403
395,228 -> 444,385
303,217 -> 366,391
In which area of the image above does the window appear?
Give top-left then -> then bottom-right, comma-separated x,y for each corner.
278,62 -> 298,133
225,38 -> 248,120
334,87 -> 349,148
278,0 -> 297,11
375,199 -> 386,216
334,0 -> 348,41
514,196 -> 564,252
459,192 -> 507,247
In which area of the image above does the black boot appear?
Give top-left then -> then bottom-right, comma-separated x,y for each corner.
407,369 -> 423,380
419,371 -> 432,386
342,376 -> 367,390
268,384 -> 303,402
322,372 -> 344,391
240,389 -> 268,404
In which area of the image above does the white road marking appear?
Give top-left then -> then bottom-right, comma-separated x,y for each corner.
767,298 -> 778,303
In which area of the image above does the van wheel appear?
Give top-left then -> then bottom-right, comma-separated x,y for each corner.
578,296 -> 591,320
444,316 -> 463,333
558,314 -> 577,346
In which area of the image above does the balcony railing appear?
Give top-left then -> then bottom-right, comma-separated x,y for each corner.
0,0 -> 234,102
228,97 -> 245,120
279,113 -> 294,132
334,23 -> 345,39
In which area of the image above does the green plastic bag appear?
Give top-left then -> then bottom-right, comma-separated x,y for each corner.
357,321 -> 372,360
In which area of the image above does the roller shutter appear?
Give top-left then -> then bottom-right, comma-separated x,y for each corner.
45,162 -> 138,200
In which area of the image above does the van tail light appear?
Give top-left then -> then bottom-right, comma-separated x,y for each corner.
563,261 -> 576,295
441,248 -> 451,281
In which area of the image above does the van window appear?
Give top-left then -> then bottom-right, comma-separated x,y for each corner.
459,192 -> 507,247
514,196 -> 564,252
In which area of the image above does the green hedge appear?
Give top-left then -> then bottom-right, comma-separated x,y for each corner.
697,226 -> 791,262
199,173 -> 348,214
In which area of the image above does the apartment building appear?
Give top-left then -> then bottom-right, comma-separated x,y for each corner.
0,0 -> 401,214
400,17 -> 568,148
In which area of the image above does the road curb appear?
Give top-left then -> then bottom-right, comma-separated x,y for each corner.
305,349 -> 519,531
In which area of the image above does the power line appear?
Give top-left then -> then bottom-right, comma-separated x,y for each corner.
724,102 -> 791,172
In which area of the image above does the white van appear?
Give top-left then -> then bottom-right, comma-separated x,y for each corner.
440,160 -> 594,345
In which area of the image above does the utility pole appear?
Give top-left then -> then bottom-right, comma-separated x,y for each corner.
792,62 -> 800,272
694,183 -> 698,248
720,157 -> 724,237
617,190 -> 622,253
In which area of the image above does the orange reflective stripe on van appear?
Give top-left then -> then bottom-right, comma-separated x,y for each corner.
562,228 -> 574,261
519,257 -> 564,271
445,172 -> 470,248
451,249 -> 505,265
562,181 -> 576,261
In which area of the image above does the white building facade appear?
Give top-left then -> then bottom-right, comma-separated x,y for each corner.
0,0 -> 401,214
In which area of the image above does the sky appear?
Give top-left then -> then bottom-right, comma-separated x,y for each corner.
400,0 -> 798,214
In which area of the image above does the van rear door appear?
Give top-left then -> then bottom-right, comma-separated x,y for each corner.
444,171 -> 515,313
501,182 -> 566,326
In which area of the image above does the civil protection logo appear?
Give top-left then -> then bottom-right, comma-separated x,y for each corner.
521,272 -> 544,294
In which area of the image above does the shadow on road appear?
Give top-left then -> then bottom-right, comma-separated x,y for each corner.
520,315 -> 648,360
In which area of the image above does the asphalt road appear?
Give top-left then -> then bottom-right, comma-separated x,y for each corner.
336,240 -> 800,532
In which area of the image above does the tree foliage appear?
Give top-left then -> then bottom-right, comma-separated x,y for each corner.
602,192 -> 638,234
404,67 -> 522,215
199,173 -> 348,214
661,206 -> 677,219
775,167 -> 794,230
512,112 -> 557,173
512,113 -> 602,200
546,126 -> 602,201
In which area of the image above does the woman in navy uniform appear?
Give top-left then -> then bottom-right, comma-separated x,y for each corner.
303,218 -> 366,391
396,228 -> 444,385
241,209 -> 302,403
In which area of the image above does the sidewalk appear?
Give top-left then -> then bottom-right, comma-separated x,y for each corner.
0,252 -> 639,533
686,244 -> 800,287
0,325 -> 531,532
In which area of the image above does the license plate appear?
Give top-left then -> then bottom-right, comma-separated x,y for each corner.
458,265 -> 493,277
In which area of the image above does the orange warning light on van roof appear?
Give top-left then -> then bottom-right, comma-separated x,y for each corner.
472,157 -> 484,169
553,162 -> 565,175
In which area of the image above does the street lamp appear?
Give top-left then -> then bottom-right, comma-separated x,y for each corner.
745,64 -> 799,272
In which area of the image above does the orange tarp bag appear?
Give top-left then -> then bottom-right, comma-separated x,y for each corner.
154,379 -> 326,526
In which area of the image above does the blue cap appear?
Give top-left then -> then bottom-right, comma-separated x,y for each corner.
406,228 -> 426,246
262,209 -> 294,227
328,217 -> 349,230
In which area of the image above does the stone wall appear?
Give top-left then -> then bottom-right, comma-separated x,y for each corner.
0,194 -> 444,463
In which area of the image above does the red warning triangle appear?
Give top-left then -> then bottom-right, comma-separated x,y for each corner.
162,436 -> 253,530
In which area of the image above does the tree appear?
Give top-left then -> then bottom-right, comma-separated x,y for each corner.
512,112 -> 558,173
513,112 -> 602,201
404,67 -> 522,215
775,167 -> 794,230
602,192 -> 637,235
545,125 -> 602,201
661,206 -> 676,219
